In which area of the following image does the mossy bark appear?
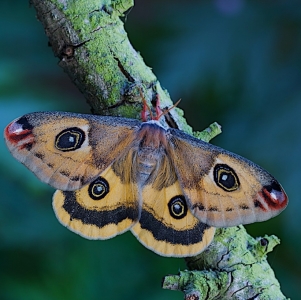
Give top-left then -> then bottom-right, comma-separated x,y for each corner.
163,227 -> 288,299
30,0 -> 288,299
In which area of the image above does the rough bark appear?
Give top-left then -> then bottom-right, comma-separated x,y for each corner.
30,0 -> 288,299
163,227 -> 288,299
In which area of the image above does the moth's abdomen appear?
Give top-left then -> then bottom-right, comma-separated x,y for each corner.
137,147 -> 163,184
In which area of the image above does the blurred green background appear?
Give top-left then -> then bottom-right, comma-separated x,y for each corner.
1,0 -> 300,299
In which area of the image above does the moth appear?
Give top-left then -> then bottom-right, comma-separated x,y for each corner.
4,108 -> 288,257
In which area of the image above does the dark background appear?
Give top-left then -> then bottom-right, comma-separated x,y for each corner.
1,0 -> 300,299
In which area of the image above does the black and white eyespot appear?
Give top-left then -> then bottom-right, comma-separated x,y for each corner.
88,177 -> 110,200
55,127 -> 85,152
213,164 -> 240,192
168,195 -> 187,219
16,116 -> 33,130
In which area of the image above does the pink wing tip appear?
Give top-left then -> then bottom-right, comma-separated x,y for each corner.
4,116 -> 34,149
261,181 -> 288,210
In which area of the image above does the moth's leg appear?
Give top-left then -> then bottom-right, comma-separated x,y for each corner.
140,90 -> 153,122
153,94 -> 163,120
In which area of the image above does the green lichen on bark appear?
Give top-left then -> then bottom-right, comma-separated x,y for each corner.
163,227 -> 288,299
30,0 -> 287,299
194,122 -> 222,143
30,0 -> 191,126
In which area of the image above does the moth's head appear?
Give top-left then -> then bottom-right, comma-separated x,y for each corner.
140,90 -> 180,125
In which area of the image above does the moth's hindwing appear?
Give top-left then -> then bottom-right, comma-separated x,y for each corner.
53,165 -> 140,239
131,180 -> 215,257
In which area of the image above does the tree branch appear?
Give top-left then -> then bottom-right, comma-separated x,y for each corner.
30,0 -> 187,127
30,0 -> 288,299
163,227 -> 288,299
